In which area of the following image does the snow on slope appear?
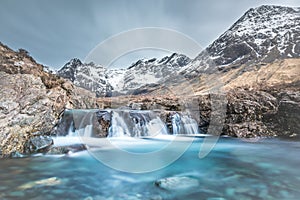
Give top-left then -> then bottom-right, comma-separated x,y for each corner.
57,54 -> 191,96
180,5 -> 300,77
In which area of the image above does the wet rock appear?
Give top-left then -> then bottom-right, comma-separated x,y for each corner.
10,151 -> 27,158
155,176 -> 199,191
46,144 -> 87,155
51,110 -> 74,136
29,136 -> 53,152
96,110 -> 111,137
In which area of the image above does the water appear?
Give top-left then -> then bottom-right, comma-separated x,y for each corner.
108,111 -> 130,137
171,113 -> 199,135
108,110 -> 169,137
0,137 -> 300,200
65,109 -> 199,137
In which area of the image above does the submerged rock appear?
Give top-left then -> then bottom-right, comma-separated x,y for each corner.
155,176 -> 199,191
9,191 -> 25,197
18,177 -> 62,190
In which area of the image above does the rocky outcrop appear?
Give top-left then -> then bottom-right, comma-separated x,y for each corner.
262,85 -> 300,137
224,90 -> 277,138
0,42 -> 98,157
199,85 -> 299,138
115,84 -> 299,138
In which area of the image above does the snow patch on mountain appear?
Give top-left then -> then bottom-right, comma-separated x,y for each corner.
180,5 -> 300,77
57,54 -> 191,96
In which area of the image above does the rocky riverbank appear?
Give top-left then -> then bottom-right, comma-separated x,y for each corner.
0,43 -> 98,157
100,84 -> 299,139
225,86 -> 299,138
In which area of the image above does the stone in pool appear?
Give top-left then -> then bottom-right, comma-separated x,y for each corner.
155,176 -> 199,190
18,177 -> 62,190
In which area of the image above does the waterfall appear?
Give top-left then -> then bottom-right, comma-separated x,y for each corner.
146,117 -> 169,136
67,121 -> 76,136
108,110 -> 169,137
61,109 -> 199,138
181,115 -> 199,135
131,112 -> 150,137
172,113 -> 181,135
78,125 -> 93,137
108,111 -> 130,137
171,113 -> 199,135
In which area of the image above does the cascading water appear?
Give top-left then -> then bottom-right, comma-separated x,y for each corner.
67,121 -> 76,137
108,111 -> 130,137
171,113 -> 181,135
61,109 -> 199,138
108,110 -> 169,137
66,112 -> 95,137
130,112 -> 149,137
181,115 -> 199,135
171,113 -> 199,135
146,117 -> 169,136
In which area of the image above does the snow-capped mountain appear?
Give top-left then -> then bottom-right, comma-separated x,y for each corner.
58,5 -> 300,96
121,53 -> 191,94
57,58 -> 114,97
181,5 -> 300,77
57,54 -> 191,96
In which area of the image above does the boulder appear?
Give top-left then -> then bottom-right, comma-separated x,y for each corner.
155,176 -> 199,191
47,144 -> 87,155
29,136 -> 53,152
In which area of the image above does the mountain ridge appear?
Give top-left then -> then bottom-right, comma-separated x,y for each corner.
180,4 -> 300,77
57,53 -> 191,96
57,5 -> 300,96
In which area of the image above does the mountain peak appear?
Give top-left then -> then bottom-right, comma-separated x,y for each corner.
127,53 -> 191,70
254,4 -> 298,12
68,58 -> 83,67
57,58 -> 83,82
179,5 -> 300,77
57,52 -> 192,96
204,5 -> 298,68
158,53 -> 191,66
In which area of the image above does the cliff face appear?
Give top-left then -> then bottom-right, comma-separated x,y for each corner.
0,43 -> 98,156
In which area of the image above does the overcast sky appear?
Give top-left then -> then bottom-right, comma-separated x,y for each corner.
0,0 -> 299,69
